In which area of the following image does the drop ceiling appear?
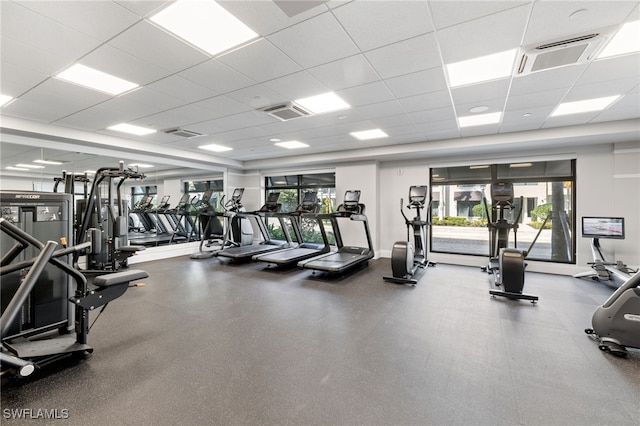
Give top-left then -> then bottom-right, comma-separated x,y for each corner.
1,0 -> 639,179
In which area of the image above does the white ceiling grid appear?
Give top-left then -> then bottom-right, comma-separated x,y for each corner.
0,0 -> 639,177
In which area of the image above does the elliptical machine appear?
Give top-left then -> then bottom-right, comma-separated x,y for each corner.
585,270 -> 640,357
384,185 -> 435,285
482,182 -> 539,303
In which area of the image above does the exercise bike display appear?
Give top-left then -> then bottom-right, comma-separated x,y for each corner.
585,270 -> 640,357
383,185 -> 435,285
482,182 -> 539,303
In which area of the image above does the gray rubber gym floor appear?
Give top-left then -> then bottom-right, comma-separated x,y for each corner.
1,256 -> 639,425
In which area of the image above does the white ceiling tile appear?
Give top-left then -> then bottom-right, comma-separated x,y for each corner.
450,79 -> 510,105
455,97 -> 507,116
114,1 -> 171,18
579,54 -> 640,85
108,21 -> 209,74
510,64 -> 588,96
0,62 -> 47,97
18,1 -> 140,42
398,90 -> 452,113
219,0 -> 328,36
263,71 -> 328,100
196,110 -> 277,132
192,95 -> 253,118
0,36 -> 68,76
460,123 -> 501,138
218,39 -> 302,83
385,67 -> 448,99
267,12 -> 360,68
364,33 -> 441,79
542,111 -> 600,128
505,88 -> 567,112
4,79 -> 110,123
101,86 -> 185,119
332,0 -> 433,51
437,5 -> 530,63
308,55 -> 380,91
501,106 -> 553,130
429,1 -> 530,30
564,77 -> 640,102
147,75 -> 218,104
81,44 -> 169,86
1,2 -> 101,63
591,91 -> 640,122
226,84 -> 294,110
179,59 -> 255,94
54,105 -> 148,131
372,114 -> 415,130
337,81 -> 395,107
354,100 -> 406,120
523,1 -> 638,46
136,104 -> 219,130
409,107 -> 457,124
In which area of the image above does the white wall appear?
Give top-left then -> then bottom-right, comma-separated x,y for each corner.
335,162 -> 378,251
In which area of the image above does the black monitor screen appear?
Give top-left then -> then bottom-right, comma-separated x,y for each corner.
201,190 -> 213,204
344,190 -> 361,203
178,194 -> 189,204
409,186 -> 427,203
160,195 -> 170,204
302,191 -> 317,203
267,192 -> 280,202
231,188 -> 244,201
582,217 -> 625,239
491,182 -> 513,202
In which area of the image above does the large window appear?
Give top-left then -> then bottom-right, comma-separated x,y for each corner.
430,160 -> 575,263
265,172 -> 336,244
265,172 -> 336,213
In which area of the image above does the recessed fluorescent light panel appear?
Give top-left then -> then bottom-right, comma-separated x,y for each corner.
458,112 -> 502,127
34,159 -> 64,165
350,129 -> 389,140
551,95 -> 620,117
199,144 -> 233,152
129,163 -> 154,168
446,49 -> 517,87
108,123 -> 157,136
597,20 -> 640,59
150,0 -> 258,56
6,167 -> 29,171
294,92 -> 350,115
275,141 -> 309,149
510,163 -> 533,168
56,64 -> 138,95
0,94 -> 14,107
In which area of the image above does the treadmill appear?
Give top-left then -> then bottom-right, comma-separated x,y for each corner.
253,191 -> 331,267
297,190 -> 374,274
216,192 -> 294,262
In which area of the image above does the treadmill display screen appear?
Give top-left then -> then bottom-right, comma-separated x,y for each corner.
409,186 -> 427,203
231,188 -> 244,201
491,182 -> 514,202
582,217 -> 625,239
344,191 -> 361,203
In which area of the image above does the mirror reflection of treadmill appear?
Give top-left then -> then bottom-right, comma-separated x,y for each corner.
297,190 -> 374,274
253,192 -> 331,267
129,194 -> 188,246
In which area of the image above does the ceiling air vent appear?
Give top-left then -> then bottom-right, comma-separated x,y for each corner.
260,102 -> 312,121
163,128 -> 202,138
516,30 -> 612,75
